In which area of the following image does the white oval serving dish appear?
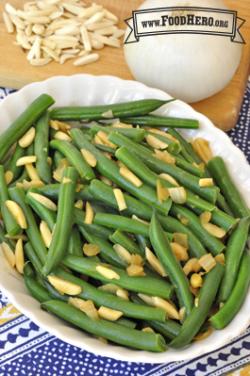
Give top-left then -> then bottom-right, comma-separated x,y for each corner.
0,74 -> 249,363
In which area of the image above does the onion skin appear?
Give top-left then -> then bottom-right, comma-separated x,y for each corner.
124,0 -> 242,103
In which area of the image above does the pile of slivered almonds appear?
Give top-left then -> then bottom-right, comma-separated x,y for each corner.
2,0 -> 124,66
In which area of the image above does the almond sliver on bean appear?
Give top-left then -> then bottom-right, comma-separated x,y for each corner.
1,242 -> 15,268
5,170 -> 14,185
120,166 -> 142,187
16,155 -> 37,166
146,135 -> 168,150
113,188 -> 127,211
113,244 -> 131,264
80,148 -> 97,167
15,238 -> 24,274
69,297 -> 99,320
152,296 -> 180,320
98,306 -> 123,321
159,173 -> 179,186
169,187 -> 187,204
84,201 -> 94,224
25,163 -> 40,181
5,200 -> 27,229
28,192 -> 57,211
199,178 -> 214,187
48,275 -> 82,295
145,246 -> 167,277
199,253 -> 216,272
96,265 -> 120,280
18,127 -> 36,148
40,220 -> 52,248
83,243 -> 100,257
200,211 -> 212,224
202,223 -> 226,238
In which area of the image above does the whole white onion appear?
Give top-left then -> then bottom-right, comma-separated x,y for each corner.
124,0 -> 242,103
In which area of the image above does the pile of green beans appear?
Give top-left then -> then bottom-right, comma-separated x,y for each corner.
0,94 -> 249,353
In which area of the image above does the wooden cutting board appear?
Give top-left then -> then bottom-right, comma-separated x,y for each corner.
0,0 -> 250,131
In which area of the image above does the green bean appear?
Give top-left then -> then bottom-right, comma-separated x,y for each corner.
109,230 -> 143,257
74,208 -> 113,238
108,132 -> 218,203
116,318 -> 136,329
42,167 -> 78,275
216,193 -> 234,216
9,187 -> 47,264
5,144 -> 25,181
135,234 -> 151,255
53,150 -> 65,168
79,226 -> 126,267
24,242 -> 43,275
170,263 -> 224,348
10,168 -> 28,188
70,129 -> 172,215
208,156 -> 250,218
50,99 -> 173,121
42,300 -> 166,352
131,295 -> 181,340
0,165 -> 21,236
34,112 -> 51,183
57,268 -> 166,322
218,217 -> 250,303
170,204 -> 225,255
36,184 -> 94,202
89,124 -> 146,142
0,223 -> 15,249
149,213 -> 193,315
94,213 -> 149,237
210,250 -> 250,329
50,140 -> 95,181
89,179 -> 152,219
115,146 -> 215,212
26,188 -> 56,230
0,94 -> 54,162
192,206 -> 238,232
63,255 -> 173,299
68,227 -> 83,257
122,115 -> 199,129
24,264 -> 52,303
167,129 -> 202,164
94,143 -> 116,154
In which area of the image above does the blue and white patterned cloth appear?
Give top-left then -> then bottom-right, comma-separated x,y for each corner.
0,83 -> 250,376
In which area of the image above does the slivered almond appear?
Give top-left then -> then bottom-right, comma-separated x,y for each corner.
5,170 -> 14,185
6,234 -> 27,241
132,215 -> 149,225
5,200 -> 27,229
112,121 -> 133,129
199,178 -> 214,187
25,163 -> 40,181
130,254 -> 143,266
202,223 -> 226,238
126,264 -> 145,277
168,187 -> 187,204
15,238 -> 24,274
40,220 -> 52,248
73,53 -> 99,66
178,215 -> 189,226
200,211 -> 212,224
145,247 -> 167,277
116,288 -> 129,300
98,284 -> 119,294
146,135 -> 168,150
48,275 -> 82,295
142,327 -> 154,333
113,188 -> 127,211
190,273 -> 203,288
159,173 -> 179,186
54,131 -> 72,141
113,244 -> 131,264
119,166 -> 142,187
62,177 -> 72,184
69,298 -> 99,320
199,254 -> 216,272
74,200 -> 83,210
154,149 -> 176,164
18,127 -> 36,148
170,242 -> 189,261
16,155 -> 37,166
179,307 -> 186,321
156,179 -> 169,203
96,265 -> 120,280
101,110 -> 114,119
173,233 -> 188,248
192,138 -> 213,164
3,11 -> 14,33
81,148 -> 97,167
30,57 -> 52,66
84,201 -> 94,224
96,130 -> 116,148
215,253 -> 225,265
100,176 -> 112,186
16,179 -> 44,189
83,243 -> 100,257
53,158 -> 69,182
28,192 -> 57,211
183,258 -> 201,275
152,297 -> 180,320
98,306 -> 123,321
1,242 -> 15,268
194,327 -> 213,341
51,120 -> 71,132
138,293 -> 154,305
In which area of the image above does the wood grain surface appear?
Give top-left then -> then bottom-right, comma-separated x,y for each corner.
0,0 -> 249,131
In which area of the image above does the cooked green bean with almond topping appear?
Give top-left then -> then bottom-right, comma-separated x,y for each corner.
0,95 -> 249,352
